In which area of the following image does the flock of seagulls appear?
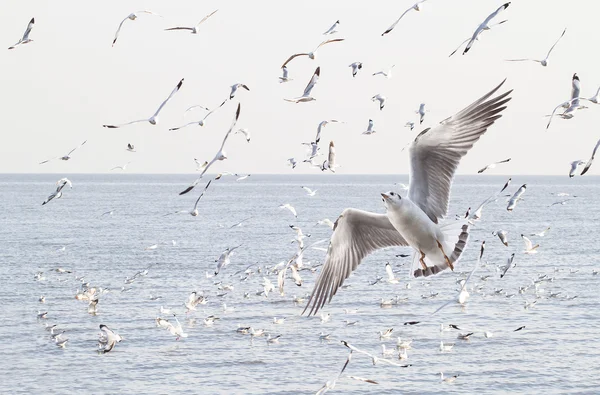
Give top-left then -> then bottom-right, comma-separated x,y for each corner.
19,1 -> 599,392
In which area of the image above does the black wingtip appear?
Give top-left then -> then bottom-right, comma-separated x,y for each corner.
179,186 -> 193,195
103,125 -> 117,129
315,67 -> 320,76
503,2 -> 511,8
177,78 -> 184,89
30,18 -> 35,24
235,103 -> 241,119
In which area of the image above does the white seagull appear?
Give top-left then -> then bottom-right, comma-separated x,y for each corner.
164,10 -> 218,34
507,184 -> 526,211
8,18 -> 35,50
372,94 -> 386,110
235,128 -> 251,142
230,83 -> 250,100
279,66 -> 293,83
169,100 -> 227,130
363,119 -> 376,135
521,234 -> 540,254
493,230 -> 509,246
448,19 -> 508,57
405,122 -> 415,131
569,160 -> 586,177
385,263 -> 399,284
110,162 -> 131,171
323,20 -> 340,35
315,120 -> 341,144
42,178 -> 72,206
506,28 -> 566,67
39,140 -> 87,164
500,253 -> 516,278
179,103 -> 241,195
321,141 -> 337,172
302,186 -> 317,196
126,143 -> 136,152
280,204 -> 297,218
417,103 -> 427,124
580,138 -> 600,176
372,65 -> 395,79
382,1 -> 427,36
303,80 -> 512,315
284,67 -> 320,103
215,245 -> 242,275
281,39 -> 345,68
463,2 -> 510,55
288,158 -> 297,169
349,62 -> 363,77
103,78 -> 184,128
478,158 -> 511,173
546,74 -> 589,130
112,11 -> 162,47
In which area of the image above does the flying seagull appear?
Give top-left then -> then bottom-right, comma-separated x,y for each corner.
179,103 -> 242,195
169,100 -> 226,131
569,160 -> 586,177
112,11 -> 162,47
521,234 -> 539,254
281,39 -> 345,68
507,184 -> 526,211
8,18 -> 35,50
167,180 -> 212,216
302,186 -> 317,196
505,28 -> 566,67
545,74 -> 590,130
349,62 -> 363,77
165,10 -> 218,34
417,103 -> 427,124
215,245 -> 242,275
372,94 -> 386,110
230,83 -> 250,100
98,324 -> 122,354
478,158 -> 511,173
110,162 -> 131,171
321,141 -> 337,172
284,67 -> 320,103
363,119 -> 376,135
448,20 -> 508,57
126,143 -> 136,152
323,20 -> 340,35
463,3 -> 510,55
42,178 -> 72,206
279,66 -> 293,83
372,65 -> 395,79
580,138 -> 600,176
39,140 -> 87,164
303,79 -> 512,315
235,128 -> 251,142
382,1 -> 427,36
315,120 -> 341,144
103,78 -> 184,128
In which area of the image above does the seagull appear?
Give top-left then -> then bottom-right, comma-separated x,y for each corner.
42,178 -> 72,206
229,217 -> 252,228
98,324 -> 121,354
507,184 -> 526,211
288,158 -> 297,169
448,19 -> 508,57
546,74 -> 589,130
321,141 -> 337,172
110,162 -> 131,171
500,253 -> 516,278
235,128 -> 251,142
569,160 -> 586,177
126,143 -> 136,152
169,100 -> 227,130
281,39 -> 344,68
589,86 -> 600,104
581,138 -> 600,175
463,3 -> 510,55
372,94 -> 386,111
284,67 -> 320,103
382,1 -> 427,36
215,245 -> 242,275
8,18 -> 35,50
323,20 -> 340,35
521,235 -> 540,254
478,158 -> 511,173
405,122 -> 415,131
505,28 -> 566,67
103,78 -> 184,128
39,140 -> 87,164
440,372 -> 459,384
372,65 -> 395,79
230,83 -> 250,100
317,219 -> 335,229
416,103 -> 427,124
439,341 -> 454,352
315,120 -> 341,144
303,80 -> 512,315
112,11 -> 162,47
280,204 -> 297,218
195,158 -> 208,171
493,230 -> 509,246
186,180 -> 212,216
385,263 -> 399,284
530,226 -> 550,237
179,103 -> 241,195
302,186 -> 317,196
164,9 -> 218,34
349,62 -> 363,77
279,66 -> 293,83
235,174 -> 250,181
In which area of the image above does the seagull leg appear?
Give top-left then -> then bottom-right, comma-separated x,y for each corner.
419,250 -> 427,270
436,240 -> 454,271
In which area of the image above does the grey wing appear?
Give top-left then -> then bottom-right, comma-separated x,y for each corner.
281,53 -> 309,68
545,28 -> 566,59
303,208 -> 408,315
381,8 -> 411,36
203,99 -> 227,121
581,138 -> 600,175
218,103 -> 241,152
67,140 -> 87,156
112,17 -> 129,46
315,38 -> 345,50
193,180 -> 212,210
153,78 -> 184,117
165,27 -> 194,31
408,80 -> 512,223
196,9 -> 219,27
23,18 -> 35,40
449,37 -> 471,57
303,67 -> 320,97
482,2 -> 510,26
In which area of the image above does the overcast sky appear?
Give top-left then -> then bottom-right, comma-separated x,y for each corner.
1,0 -> 599,175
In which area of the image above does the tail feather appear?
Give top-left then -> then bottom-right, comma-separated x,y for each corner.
412,222 -> 470,278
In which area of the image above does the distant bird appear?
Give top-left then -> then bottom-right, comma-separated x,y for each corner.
440,372 -> 459,384
229,217 -> 252,228
235,174 -> 250,181
323,20 -> 340,35
179,103 -> 241,195
170,100 -> 227,130
405,122 -> 415,131
372,65 -> 395,79
317,219 -> 335,229
521,234 -> 539,254
8,18 -> 35,50
98,324 -> 122,354
164,9 -> 218,34
493,230 -> 509,246
349,62 -> 363,77
321,141 -> 337,172
382,1 -> 427,36
103,78 -> 184,128
385,263 -> 399,284
281,39 -> 345,68
569,160 -> 586,177
235,128 -> 251,142
363,119 -> 376,135
581,138 -> 600,175
478,158 -> 511,173
546,74 -> 589,130
505,28 -> 566,67
315,119 -> 341,144
279,66 -> 292,83
514,326 -> 526,332
371,94 -> 386,110
529,226 -> 550,237
230,83 -> 250,100
284,67 -> 320,103
500,253 -> 516,278
39,140 -> 87,164
302,186 -> 317,196
110,162 -> 131,171
126,143 -> 136,152
280,204 -> 297,218
288,158 -> 297,169
507,184 -> 526,211
112,11 -> 162,47
416,103 -> 427,124
215,245 -> 242,275
42,178 -> 72,206
439,341 -> 454,352
463,2 -> 510,55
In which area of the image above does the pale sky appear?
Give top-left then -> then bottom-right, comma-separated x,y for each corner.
1,0 -> 599,175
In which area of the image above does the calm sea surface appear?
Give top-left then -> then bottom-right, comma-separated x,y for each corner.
1,174 -> 599,394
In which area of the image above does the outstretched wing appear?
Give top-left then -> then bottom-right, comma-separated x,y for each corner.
195,9 -> 219,28
22,18 -> 35,40
408,80 -> 512,223
381,6 -> 413,36
193,180 -> 212,210
581,138 -> 600,175
315,38 -> 345,50
303,67 -> 320,97
67,140 -> 87,156
303,209 -> 408,315
281,53 -> 309,68
153,78 -> 184,118
545,28 -> 566,60
112,16 -> 129,46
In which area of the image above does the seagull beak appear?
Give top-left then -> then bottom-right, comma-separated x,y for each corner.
381,193 -> 390,200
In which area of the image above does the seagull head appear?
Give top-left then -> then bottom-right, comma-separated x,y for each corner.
381,191 -> 402,209
218,150 -> 227,160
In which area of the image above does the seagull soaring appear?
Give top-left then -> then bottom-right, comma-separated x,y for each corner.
179,103 -> 241,195
281,39 -> 345,68
279,66 -> 293,83
323,20 -> 340,35
448,20 -> 507,57
363,119 -> 376,135
42,178 -> 72,206
546,74 -> 589,130
463,3 -> 510,55
103,78 -> 184,128
284,67 -> 320,103
169,100 -> 226,131
229,83 -> 250,100
315,120 -> 341,144
112,11 -> 162,47
382,1 -> 427,36
349,62 -> 363,78
568,160 -> 586,177
8,18 -> 35,50
39,140 -> 87,164
477,158 -> 511,173
165,10 -> 218,34
372,65 -> 395,79
505,28 -> 566,66
303,80 -> 512,315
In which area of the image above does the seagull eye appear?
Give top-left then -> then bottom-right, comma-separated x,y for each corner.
390,192 -> 395,196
